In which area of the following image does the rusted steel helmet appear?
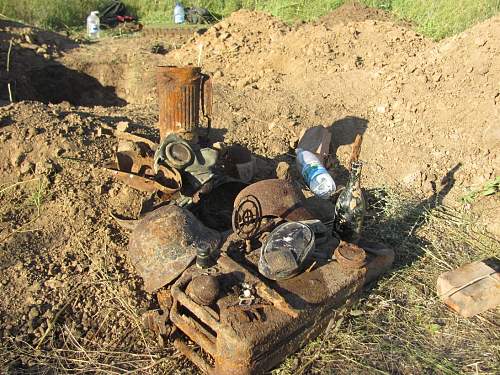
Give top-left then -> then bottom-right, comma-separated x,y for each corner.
128,205 -> 221,293
232,179 -> 315,239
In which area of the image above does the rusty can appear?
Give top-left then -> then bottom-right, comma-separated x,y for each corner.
157,66 -> 212,143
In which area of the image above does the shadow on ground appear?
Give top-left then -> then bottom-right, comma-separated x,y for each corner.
0,19 -> 126,107
364,163 -> 462,270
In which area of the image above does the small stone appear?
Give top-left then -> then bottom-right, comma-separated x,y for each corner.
26,127 -> 37,139
422,180 -> 435,195
108,187 -> 120,198
53,147 -> 64,157
219,32 -> 230,41
474,37 -> 487,47
213,70 -> 223,79
432,72 -> 442,82
20,161 -> 34,175
35,159 -> 56,175
236,77 -> 251,89
477,65 -> 489,75
375,105 -> 386,114
116,121 -> 129,133
276,161 -> 292,180
10,151 -> 25,167
45,278 -> 63,289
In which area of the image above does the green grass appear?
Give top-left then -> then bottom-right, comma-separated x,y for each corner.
1,0 -> 499,39
382,0 -> 500,40
461,176 -> 500,204
0,0 -> 108,30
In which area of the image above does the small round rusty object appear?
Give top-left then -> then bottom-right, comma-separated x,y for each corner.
334,241 -> 367,269
186,275 -> 220,306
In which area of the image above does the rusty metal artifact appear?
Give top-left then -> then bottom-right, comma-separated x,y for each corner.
334,241 -> 367,269
170,241 -> 395,374
128,205 -> 221,293
232,179 -> 314,239
157,66 -> 212,142
104,150 -> 182,195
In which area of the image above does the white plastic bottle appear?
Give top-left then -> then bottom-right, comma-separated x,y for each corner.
296,148 -> 336,199
174,2 -> 185,24
87,11 -> 100,39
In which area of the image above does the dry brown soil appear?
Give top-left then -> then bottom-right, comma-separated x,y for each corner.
0,3 -> 499,373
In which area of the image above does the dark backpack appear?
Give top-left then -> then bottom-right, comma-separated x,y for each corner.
100,1 -> 135,27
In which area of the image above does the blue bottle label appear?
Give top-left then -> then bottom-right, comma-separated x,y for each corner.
302,163 -> 327,183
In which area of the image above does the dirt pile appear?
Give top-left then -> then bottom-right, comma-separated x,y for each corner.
169,11 -> 498,207
318,2 -> 404,26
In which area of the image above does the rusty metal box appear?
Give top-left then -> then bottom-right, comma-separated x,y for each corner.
170,240 -> 394,375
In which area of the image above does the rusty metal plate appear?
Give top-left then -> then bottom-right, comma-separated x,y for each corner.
104,150 -> 182,195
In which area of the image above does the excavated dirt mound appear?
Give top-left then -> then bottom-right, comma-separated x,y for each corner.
0,20 -> 127,106
0,4 -> 499,373
169,10 -> 498,216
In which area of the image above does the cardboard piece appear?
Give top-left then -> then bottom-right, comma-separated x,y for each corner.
298,126 -> 331,163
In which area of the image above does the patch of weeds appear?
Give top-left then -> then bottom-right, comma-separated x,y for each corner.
275,187 -> 500,374
461,176 -> 499,204
0,177 -> 49,243
30,178 -> 47,217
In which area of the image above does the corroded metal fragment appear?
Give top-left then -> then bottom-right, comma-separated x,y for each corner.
128,205 -> 221,293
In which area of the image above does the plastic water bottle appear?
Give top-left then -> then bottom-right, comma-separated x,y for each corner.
87,11 -> 100,39
296,148 -> 336,199
174,2 -> 185,24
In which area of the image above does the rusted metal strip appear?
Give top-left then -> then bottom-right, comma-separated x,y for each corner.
170,302 -> 217,356
171,274 -> 221,326
173,338 -> 215,374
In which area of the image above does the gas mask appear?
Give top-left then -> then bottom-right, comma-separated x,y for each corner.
154,133 -> 218,189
